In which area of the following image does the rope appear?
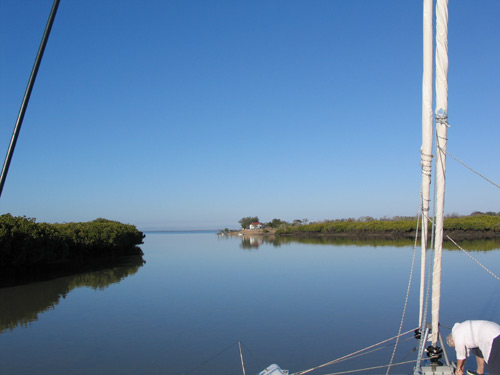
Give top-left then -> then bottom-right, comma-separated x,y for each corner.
291,328 -> 417,375
385,210 -> 420,375
435,111 -> 450,127
318,359 -> 418,375
420,152 -> 433,178
446,235 -> 500,281
440,147 -> 500,190
314,336 -> 416,367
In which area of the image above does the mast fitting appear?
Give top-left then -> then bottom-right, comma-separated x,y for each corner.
426,345 -> 443,363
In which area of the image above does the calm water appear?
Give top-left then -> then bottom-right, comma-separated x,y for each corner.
1,233 -> 499,375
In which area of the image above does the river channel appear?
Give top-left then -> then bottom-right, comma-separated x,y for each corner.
1,232 -> 499,375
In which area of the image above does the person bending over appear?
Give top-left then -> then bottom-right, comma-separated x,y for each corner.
446,320 -> 500,375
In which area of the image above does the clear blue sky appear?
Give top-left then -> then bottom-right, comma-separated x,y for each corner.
1,1 -> 499,230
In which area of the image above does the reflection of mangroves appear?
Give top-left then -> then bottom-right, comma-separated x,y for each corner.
0,214 -> 145,286
0,256 -> 144,333
248,235 -> 500,251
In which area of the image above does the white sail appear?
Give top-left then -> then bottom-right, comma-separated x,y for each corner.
431,0 -> 449,347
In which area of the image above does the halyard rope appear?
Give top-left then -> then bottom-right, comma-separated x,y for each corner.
446,235 -> 500,281
291,328 -> 417,375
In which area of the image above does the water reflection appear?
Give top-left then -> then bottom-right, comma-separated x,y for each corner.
236,235 -> 500,251
1,233 -> 499,375
0,255 -> 144,333
240,236 -> 263,249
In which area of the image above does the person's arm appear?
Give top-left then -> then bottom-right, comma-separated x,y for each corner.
456,359 -> 466,375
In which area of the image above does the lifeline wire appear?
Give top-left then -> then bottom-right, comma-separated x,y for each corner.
332,336 -> 415,365
291,328 -> 417,375
319,359 -> 418,375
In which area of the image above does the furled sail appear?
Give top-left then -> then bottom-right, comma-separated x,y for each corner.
419,0 -> 434,327
431,0 -> 449,347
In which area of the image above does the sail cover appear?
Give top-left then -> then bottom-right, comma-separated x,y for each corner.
431,0 -> 449,347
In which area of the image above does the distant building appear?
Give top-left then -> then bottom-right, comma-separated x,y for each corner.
249,222 -> 263,230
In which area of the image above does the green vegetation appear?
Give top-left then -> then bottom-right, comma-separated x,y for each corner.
267,218 -> 289,228
274,213 -> 500,238
0,214 -> 145,285
441,214 -> 500,232
239,216 -> 259,229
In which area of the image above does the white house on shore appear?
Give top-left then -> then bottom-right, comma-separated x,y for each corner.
249,222 -> 263,230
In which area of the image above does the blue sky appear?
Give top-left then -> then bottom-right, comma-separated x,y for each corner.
1,1 -> 499,230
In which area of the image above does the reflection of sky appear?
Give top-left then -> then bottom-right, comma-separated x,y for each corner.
1,233 -> 499,375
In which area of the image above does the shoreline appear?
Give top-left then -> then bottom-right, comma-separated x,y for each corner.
221,228 -> 499,241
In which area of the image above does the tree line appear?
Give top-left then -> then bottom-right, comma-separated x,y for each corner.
276,214 -> 500,237
238,212 -> 500,237
0,214 -> 145,285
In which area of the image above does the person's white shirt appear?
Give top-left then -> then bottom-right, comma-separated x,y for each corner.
452,320 -> 500,363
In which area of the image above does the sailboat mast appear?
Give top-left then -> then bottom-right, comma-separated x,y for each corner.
431,0 -> 449,347
419,0 -> 434,327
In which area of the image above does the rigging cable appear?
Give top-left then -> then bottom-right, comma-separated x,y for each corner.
446,235 -> 500,281
439,147 -> 500,190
